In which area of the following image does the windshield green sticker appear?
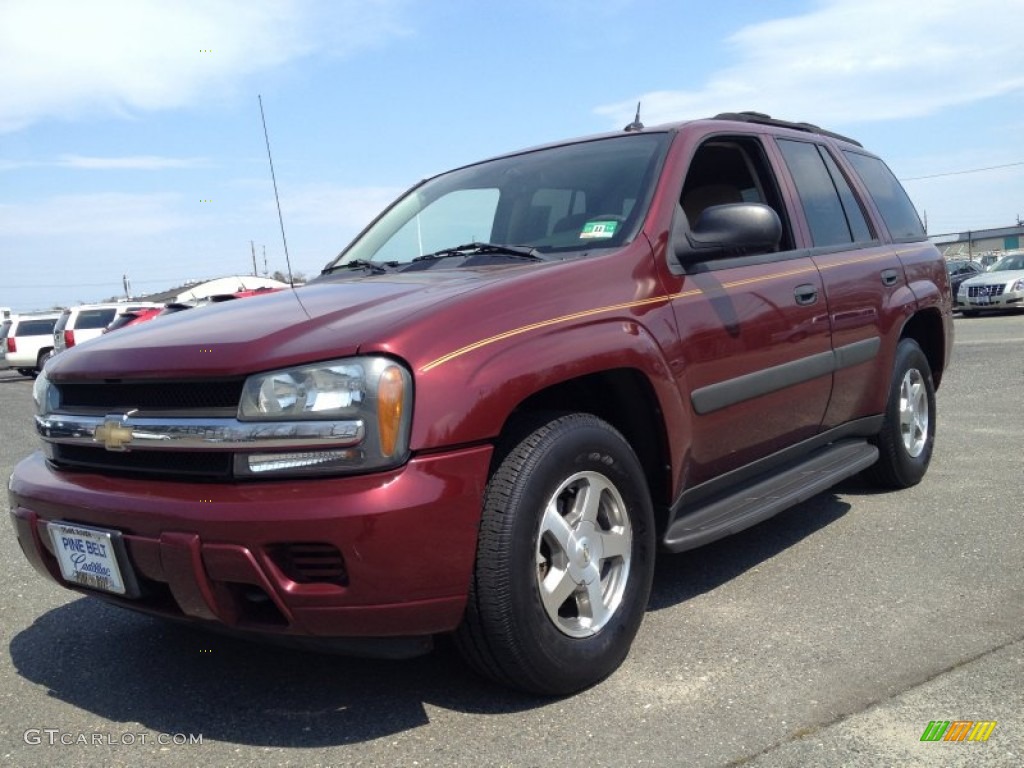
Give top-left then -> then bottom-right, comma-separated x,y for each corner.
579,220 -> 619,239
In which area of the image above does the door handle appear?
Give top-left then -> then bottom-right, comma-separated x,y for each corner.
794,284 -> 818,306
881,268 -> 899,287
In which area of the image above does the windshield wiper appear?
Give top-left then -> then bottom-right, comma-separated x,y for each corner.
412,242 -> 545,263
321,259 -> 397,276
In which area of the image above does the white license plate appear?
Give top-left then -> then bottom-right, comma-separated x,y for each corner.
48,522 -> 128,595
975,295 -> 990,305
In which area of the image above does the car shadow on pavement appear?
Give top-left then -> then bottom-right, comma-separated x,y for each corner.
648,490 -> 852,610
9,486 -> 857,748
9,600 -> 548,748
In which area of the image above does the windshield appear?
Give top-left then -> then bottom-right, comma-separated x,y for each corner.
989,254 -> 1024,272
324,132 -> 670,271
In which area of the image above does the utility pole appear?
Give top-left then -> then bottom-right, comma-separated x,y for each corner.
250,240 -> 258,276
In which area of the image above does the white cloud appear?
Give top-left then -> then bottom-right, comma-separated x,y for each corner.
278,183 -> 404,230
0,0 -> 410,133
0,193 -> 191,237
57,155 -> 208,170
595,0 -> 1024,128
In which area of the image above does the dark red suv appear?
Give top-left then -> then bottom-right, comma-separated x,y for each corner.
9,112 -> 953,695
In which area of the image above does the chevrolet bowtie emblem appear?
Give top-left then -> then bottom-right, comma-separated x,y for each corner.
94,419 -> 134,452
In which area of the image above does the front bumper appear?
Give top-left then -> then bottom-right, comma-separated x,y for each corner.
9,445 -> 491,649
957,289 -> 1024,310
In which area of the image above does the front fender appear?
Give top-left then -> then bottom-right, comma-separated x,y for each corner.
409,315 -> 687,456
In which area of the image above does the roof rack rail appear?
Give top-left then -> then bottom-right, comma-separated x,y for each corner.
712,111 -> 863,147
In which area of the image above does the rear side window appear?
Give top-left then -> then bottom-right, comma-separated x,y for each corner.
777,140 -> 872,248
843,151 -> 926,241
74,309 -> 117,329
16,318 -> 58,336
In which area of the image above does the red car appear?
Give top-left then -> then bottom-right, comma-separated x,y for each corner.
10,113 -> 952,694
104,307 -> 164,333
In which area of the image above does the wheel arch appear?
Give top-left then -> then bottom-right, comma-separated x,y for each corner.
410,316 -> 688,519
898,308 -> 948,388
499,368 -> 673,525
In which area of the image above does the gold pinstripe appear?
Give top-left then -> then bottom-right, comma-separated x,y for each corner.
815,252 -> 889,270
421,291 -> 697,372
720,264 -> 817,288
420,253 -> 890,371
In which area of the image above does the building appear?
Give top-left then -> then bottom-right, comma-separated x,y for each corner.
134,275 -> 291,305
932,224 -> 1024,263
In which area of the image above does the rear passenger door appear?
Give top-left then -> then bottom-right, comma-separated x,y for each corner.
659,132 -> 833,486
772,138 -> 906,429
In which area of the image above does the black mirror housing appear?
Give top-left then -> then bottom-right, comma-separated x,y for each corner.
673,203 -> 782,262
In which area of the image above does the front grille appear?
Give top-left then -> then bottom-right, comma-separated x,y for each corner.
51,444 -> 233,480
967,285 -> 1006,297
58,380 -> 244,411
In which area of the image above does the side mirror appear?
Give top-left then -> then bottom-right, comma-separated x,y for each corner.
673,203 -> 782,262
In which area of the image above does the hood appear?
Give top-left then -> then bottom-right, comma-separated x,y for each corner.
46,269 -> 511,380
962,269 -> 1024,287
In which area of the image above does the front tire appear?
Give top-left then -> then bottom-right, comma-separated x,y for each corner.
455,413 -> 655,695
864,338 -> 936,488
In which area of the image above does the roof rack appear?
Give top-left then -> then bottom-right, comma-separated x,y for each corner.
712,111 -> 863,147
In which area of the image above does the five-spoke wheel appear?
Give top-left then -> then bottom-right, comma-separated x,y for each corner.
455,413 -> 654,695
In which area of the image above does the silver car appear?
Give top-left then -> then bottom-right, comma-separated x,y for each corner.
957,253 -> 1024,316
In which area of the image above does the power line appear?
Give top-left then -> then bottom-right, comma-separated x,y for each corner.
901,161 -> 1024,182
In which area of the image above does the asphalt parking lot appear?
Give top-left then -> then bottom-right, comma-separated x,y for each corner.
1,314 -> 1022,768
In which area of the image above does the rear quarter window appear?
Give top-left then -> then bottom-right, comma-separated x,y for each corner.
842,151 -> 926,241
16,318 -> 58,336
777,139 -> 872,248
74,309 -> 117,329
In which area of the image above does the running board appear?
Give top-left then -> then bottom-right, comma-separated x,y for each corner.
662,440 -> 878,553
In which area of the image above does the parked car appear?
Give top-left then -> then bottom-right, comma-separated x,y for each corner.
956,253 -> 1024,315
10,112 -> 953,695
946,260 -> 984,307
104,307 -> 164,333
2,312 -> 61,376
52,302 -> 159,353
0,318 -> 12,369
104,288 -> 284,334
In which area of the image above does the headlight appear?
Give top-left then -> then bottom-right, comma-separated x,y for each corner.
32,370 -> 60,415
1012,279 -> 1024,292
237,356 -> 413,476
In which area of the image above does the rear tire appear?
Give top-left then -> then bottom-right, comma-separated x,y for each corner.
864,338 -> 936,488
455,413 -> 655,695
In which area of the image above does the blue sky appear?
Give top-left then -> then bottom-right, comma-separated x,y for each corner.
2,0 -> 1023,312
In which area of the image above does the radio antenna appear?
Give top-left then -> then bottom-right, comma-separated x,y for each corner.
624,101 -> 644,132
258,94 -> 295,286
